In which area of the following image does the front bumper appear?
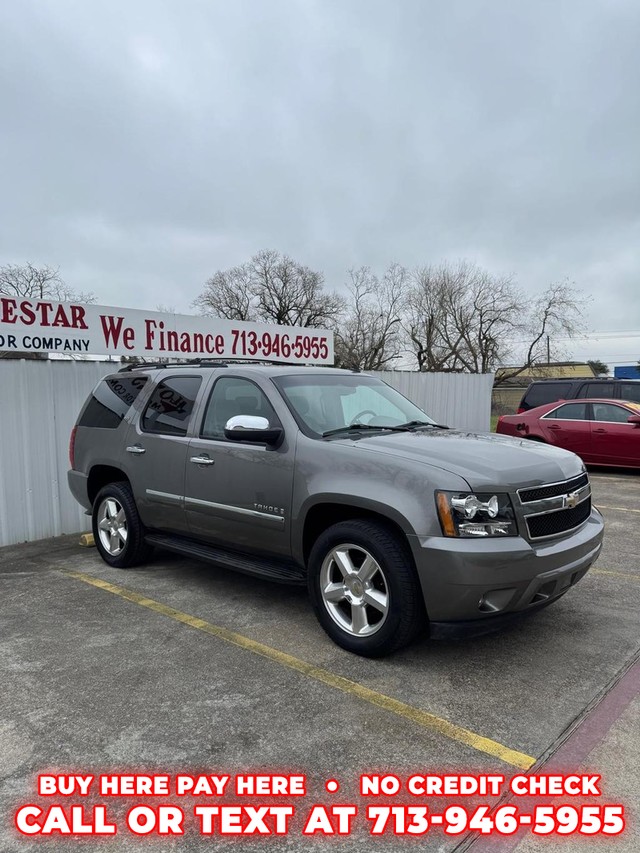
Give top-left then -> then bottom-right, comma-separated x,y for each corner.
408,508 -> 604,626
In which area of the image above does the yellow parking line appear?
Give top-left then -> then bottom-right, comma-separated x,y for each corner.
592,568 -> 640,582
596,505 -> 640,514
62,569 -> 535,771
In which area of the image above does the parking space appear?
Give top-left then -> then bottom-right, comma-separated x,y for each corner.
1,471 -> 639,851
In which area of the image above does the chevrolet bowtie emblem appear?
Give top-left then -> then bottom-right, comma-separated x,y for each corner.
565,491 -> 580,509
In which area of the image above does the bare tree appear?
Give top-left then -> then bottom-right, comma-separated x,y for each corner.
495,281 -> 587,384
334,264 -> 407,370
192,264 -> 256,321
405,261 -> 586,378
0,263 -> 95,303
405,263 -> 467,371
252,250 -> 343,327
193,250 -> 342,328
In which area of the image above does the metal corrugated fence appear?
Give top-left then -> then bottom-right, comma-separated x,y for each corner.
372,371 -> 494,432
0,361 -> 494,547
0,360 -> 115,547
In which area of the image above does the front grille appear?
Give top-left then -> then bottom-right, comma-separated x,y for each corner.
526,497 -> 591,539
519,473 -> 589,504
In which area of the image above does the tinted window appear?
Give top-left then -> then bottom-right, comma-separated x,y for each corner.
201,377 -> 279,440
577,382 -> 615,398
592,403 -> 633,424
79,376 -> 147,429
545,403 -> 588,421
141,376 -> 202,436
523,383 -> 572,409
620,383 -> 640,403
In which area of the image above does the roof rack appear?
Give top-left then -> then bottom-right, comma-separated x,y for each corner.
117,359 -> 301,372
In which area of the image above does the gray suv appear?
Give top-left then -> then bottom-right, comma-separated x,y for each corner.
68,363 -> 604,657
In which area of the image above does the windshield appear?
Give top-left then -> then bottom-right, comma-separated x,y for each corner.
273,374 -> 436,437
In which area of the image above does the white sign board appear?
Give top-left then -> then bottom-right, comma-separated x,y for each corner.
0,298 -> 334,363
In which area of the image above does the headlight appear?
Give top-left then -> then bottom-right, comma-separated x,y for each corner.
436,491 -> 517,537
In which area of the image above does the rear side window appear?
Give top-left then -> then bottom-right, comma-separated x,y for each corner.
544,403 -> 588,420
577,382 -> 615,398
619,383 -> 640,403
592,403 -> 633,423
141,376 -> 202,436
522,383 -> 572,409
79,376 -> 148,429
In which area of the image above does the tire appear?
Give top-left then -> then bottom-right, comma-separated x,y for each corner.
307,520 -> 426,657
92,481 -> 153,569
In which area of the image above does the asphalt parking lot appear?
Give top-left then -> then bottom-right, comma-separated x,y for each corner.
1,471 -> 639,852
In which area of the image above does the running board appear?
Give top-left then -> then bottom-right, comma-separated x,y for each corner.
144,533 -> 306,585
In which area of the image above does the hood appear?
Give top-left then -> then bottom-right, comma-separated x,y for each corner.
339,429 -> 585,491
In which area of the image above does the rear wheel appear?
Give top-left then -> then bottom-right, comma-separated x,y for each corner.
308,520 -> 425,657
92,482 -> 153,568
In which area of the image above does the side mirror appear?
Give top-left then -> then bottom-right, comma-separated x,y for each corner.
627,414 -> 640,427
224,415 -> 283,446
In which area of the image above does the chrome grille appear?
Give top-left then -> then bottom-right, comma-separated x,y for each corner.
517,473 -> 592,540
526,497 -> 592,539
519,473 -> 589,504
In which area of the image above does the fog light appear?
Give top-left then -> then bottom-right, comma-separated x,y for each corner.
478,589 -> 516,613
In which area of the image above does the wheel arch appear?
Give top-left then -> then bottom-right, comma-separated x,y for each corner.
87,465 -> 130,506
297,497 -> 415,567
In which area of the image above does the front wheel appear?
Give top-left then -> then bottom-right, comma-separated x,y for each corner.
307,520 -> 425,657
92,482 -> 153,568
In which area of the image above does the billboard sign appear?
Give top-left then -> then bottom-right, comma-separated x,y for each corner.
0,298 -> 334,364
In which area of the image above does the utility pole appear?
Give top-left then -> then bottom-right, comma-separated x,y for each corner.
546,335 -> 550,365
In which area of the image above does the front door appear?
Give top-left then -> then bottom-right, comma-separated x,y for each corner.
123,374 -> 204,532
185,375 -> 295,557
541,402 -> 594,461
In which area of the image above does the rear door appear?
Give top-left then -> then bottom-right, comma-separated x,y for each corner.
184,374 -> 295,557
590,402 -> 640,466
122,374 -> 204,532
540,402 -> 593,460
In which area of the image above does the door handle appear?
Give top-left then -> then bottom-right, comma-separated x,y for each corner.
548,424 -> 562,430
593,428 -> 607,433
126,445 -> 146,455
190,455 -> 215,466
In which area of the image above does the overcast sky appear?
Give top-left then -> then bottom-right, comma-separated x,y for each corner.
1,0 -> 638,365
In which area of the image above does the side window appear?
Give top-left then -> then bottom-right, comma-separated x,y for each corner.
79,376 -> 147,429
141,376 -> 202,436
577,382 -> 615,398
620,383 -> 640,403
524,383 -> 572,408
592,403 -> 633,424
201,377 -> 279,440
545,403 -> 588,421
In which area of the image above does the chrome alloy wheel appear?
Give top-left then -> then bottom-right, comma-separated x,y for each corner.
319,544 -> 390,637
97,497 -> 128,556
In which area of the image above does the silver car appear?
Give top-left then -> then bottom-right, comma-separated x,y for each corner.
68,364 -> 604,657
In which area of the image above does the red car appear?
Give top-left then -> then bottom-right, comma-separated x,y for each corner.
497,398 -> 640,468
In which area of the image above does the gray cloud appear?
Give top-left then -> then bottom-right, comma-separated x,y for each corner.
1,0 -> 639,363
